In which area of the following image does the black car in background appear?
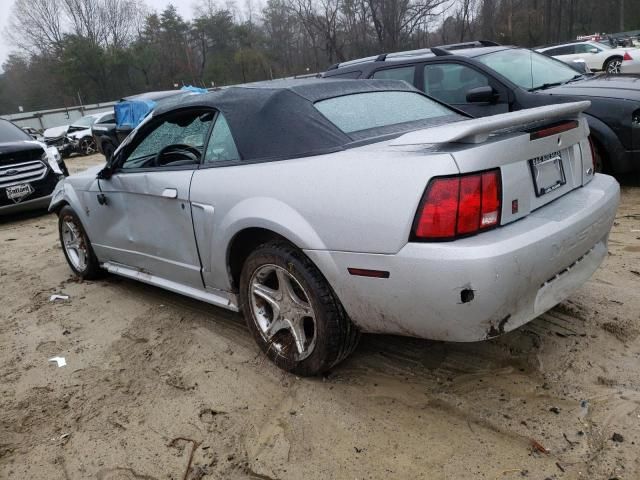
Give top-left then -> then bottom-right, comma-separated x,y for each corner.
322,41 -> 640,174
92,90 -> 189,160
0,118 -> 68,215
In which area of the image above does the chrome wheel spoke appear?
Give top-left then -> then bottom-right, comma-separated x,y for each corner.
264,317 -> 288,339
277,268 -> 312,312
288,318 -> 308,355
253,283 -> 281,311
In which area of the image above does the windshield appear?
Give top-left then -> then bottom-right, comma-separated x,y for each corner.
72,115 -> 98,128
314,91 -> 455,134
476,49 -> 579,90
0,119 -> 32,143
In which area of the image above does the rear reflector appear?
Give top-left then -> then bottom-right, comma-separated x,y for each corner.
529,120 -> 579,140
347,268 -> 390,278
413,169 -> 501,241
623,51 -> 633,61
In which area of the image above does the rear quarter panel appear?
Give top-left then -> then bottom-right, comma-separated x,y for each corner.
189,147 -> 458,291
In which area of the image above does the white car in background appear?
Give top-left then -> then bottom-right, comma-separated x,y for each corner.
44,111 -> 114,156
621,50 -> 640,74
537,41 -> 639,73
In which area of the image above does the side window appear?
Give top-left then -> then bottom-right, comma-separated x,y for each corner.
122,110 -> 213,169
424,64 -> 489,104
579,43 -> 600,53
98,113 -> 115,124
204,114 -> 240,164
543,47 -> 560,56
556,45 -> 575,55
372,66 -> 415,84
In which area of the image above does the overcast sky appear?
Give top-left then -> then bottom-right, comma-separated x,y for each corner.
0,0 -> 194,71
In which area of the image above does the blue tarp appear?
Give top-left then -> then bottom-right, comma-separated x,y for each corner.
114,99 -> 157,130
181,85 -> 208,94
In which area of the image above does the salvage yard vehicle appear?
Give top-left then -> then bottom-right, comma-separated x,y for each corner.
1,118 -> 68,215
50,79 -> 619,376
536,40 -> 634,73
621,50 -> 640,74
44,111 -> 114,157
92,90 -> 190,161
321,41 -> 640,174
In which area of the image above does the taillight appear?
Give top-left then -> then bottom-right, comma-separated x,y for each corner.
412,169 -> 502,241
623,51 -> 633,61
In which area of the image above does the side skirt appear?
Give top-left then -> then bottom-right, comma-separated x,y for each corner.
102,261 -> 239,312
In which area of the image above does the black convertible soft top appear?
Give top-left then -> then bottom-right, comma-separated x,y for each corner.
153,78 -> 422,162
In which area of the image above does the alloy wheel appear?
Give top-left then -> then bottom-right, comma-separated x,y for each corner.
61,217 -> 88,272
80,137 -> 96,155
606,59 -> 622,74
249,264 -> 317,361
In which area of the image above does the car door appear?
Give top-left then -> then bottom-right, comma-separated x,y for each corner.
421,62 -> 509,117
579,43 -> 606,70
88,108 -> 214,288
549,44 -> 579,64
189,112 -> 242,292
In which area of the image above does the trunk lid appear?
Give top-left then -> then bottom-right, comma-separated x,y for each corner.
390,102 -> 593,226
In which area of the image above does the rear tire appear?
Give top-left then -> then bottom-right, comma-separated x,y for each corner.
239,240 -> 360,376
604,57 -> 622,74
589,136 -> 610,174
58,206 -> 103,280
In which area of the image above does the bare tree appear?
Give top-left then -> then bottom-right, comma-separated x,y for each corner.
101,0 -> 146,49
366,0 -> 448,51
6,0 -> 65,55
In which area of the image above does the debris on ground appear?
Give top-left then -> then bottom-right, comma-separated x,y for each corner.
530,439 -> 549,454
48,356 -> 67,367
49,294 -> 70,302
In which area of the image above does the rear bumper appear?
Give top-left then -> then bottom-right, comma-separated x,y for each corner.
621,62 -> 640,74
306,174 -> 620,341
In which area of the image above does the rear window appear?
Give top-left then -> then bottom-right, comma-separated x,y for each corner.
0,120 -> 32,143
315,91 -> 454,134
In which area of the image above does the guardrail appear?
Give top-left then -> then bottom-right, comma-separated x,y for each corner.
1,102 -> 116,131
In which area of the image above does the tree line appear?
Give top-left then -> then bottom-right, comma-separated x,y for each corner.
0,0 -> 637,115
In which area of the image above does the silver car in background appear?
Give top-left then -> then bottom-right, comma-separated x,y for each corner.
49,79 -> 619,376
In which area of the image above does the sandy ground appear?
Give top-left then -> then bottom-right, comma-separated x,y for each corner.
1,153 -> 639,480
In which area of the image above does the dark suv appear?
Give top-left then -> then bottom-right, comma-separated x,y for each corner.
0,118 -> 68,215
321,41 -> 640,174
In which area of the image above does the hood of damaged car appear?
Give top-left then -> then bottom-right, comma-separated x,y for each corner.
544,74 -> 640,101
44,125 -> 69,139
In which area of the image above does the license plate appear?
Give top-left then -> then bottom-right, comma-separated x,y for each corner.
529,151 -> 566,197
5,183 -> 34,202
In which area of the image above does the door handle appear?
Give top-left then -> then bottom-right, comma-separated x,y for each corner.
161,188 -> 178,199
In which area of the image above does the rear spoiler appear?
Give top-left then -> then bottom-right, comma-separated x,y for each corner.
390,101 -> 591,145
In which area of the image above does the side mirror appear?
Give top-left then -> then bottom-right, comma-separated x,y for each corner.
466,86 -> 498,104
96,167 -> 112,180
589,48 -> 599,54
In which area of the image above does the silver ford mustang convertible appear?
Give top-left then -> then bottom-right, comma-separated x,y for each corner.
50,79 -> 619,375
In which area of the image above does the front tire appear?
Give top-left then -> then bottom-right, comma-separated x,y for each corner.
239,240 -> 360,376
58,206 -> 102,280
78,136 -> 96,156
